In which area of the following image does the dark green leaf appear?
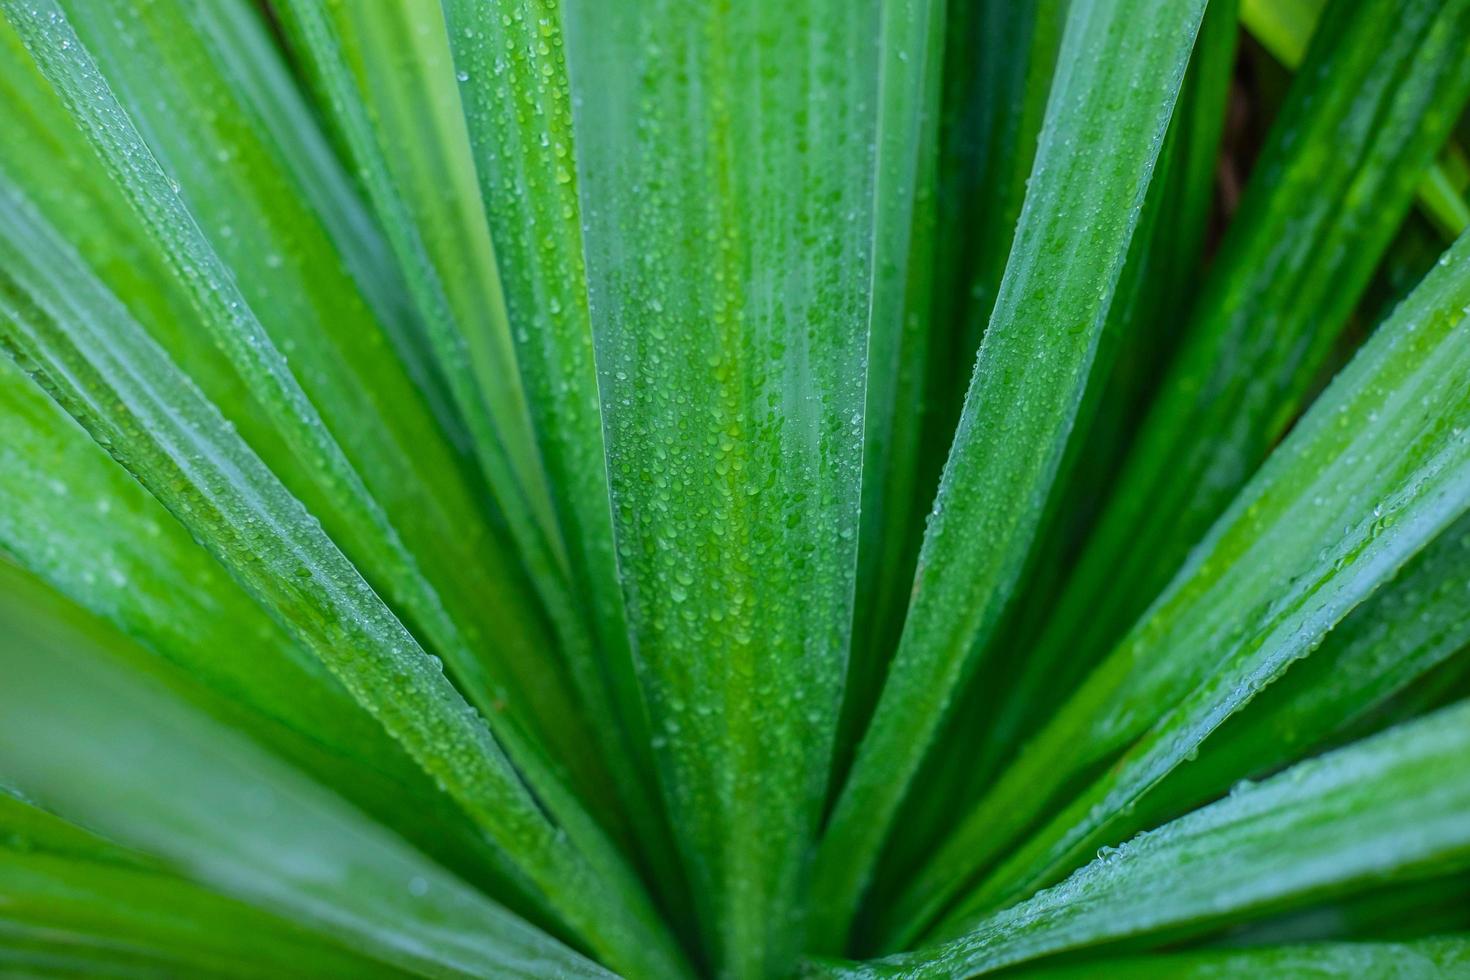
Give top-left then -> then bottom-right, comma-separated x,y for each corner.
812,0 -> 1211,947
908,224 -> 1470,943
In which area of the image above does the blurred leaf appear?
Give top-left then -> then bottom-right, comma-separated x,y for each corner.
0,851 -> 402,980
0,361 -> 546,915
0,786 -> 155,870
0,568 -> 613,979
1213,873 -> 1470,947
1243,0 -> 1470,238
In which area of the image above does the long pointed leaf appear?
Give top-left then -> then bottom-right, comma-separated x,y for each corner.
840,0 -> 947,786
811,0 -> 1210,947
923,0 -> 1066,460
971,0 -> 1238,776
267,0 -> 570,609
435,0 -> 675,900
560,1 -> 884,973
0,573 -> 611,980
812,701 -> 1470,978
0,364 -> 544,913
911,224 -> 1470,943
0,165 -> 687,977
891,2 -> 1239,880
1128,507 -> 1470,836
1024,0 -> 1470,717
0,852 -> 402,980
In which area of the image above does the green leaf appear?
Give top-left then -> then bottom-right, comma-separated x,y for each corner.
882,3 -> 1067,720
811,0 -> 1211,948
1126,507 -> 1470,837
809,701 -> 1470,978
265,0 -> 571,609
0,571 -> 612,980
0,0 -> 609,806
1239,0 -> 1325,65
4,0 -> 1470,975
434,0 -> 674,900
1011,937 -> 1470,979
924,0 -> 1239,838
906,224 -> 1470,944
1024,0 -> 1470,726
0,358 -> 384,775
842,0 -> 946,782
0,786 -> 154,871
0,852 -> 403,980
558,1 -> 893,972
0,140 -> 686,980
0,364 -> 547,915
1216,873 -> 1470,947
923,0 -> 1066,452
1242,0 -> 1470,239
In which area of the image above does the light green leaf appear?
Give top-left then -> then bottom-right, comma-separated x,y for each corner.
266,0 -> 570,611
0,156 -> 685,979
0,367 -> 544,914
435,0 -> 672,897
1239,0 -> 1325,65
0,786 -> 154,871
811,0 -> 1211,947
842,0 -> 946,779
0,571 -> 612,980
810,701 -> 1470,978
0,852 -> 403,980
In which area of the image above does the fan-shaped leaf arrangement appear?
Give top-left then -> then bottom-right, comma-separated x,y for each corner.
2,0 -> 1469,977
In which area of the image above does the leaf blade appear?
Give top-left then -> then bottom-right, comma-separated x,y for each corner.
814,702 -> 1470,978
0,570 -> 612,980
559,1 -> 890,972
811,0 -> 1211,946
1027,0 -> 1470,712
0,158 -> 687,978
917,223 -> 1470,942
